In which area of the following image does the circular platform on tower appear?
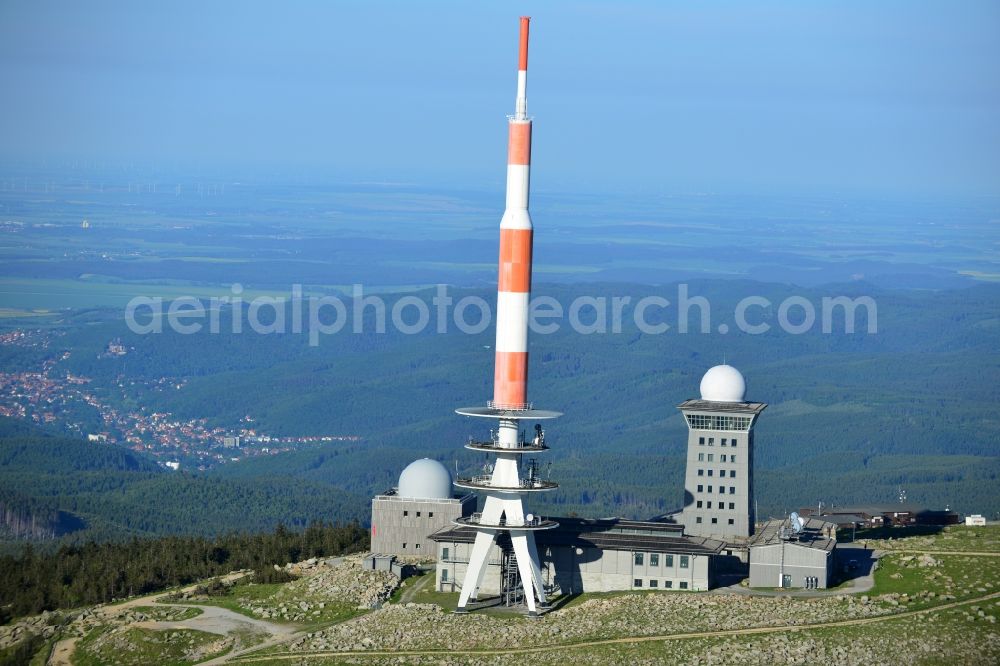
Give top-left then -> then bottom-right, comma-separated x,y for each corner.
456,406 -> 562,420
464,440 -> 549,453
454,476 -> 558,493
453,515 -> 558,531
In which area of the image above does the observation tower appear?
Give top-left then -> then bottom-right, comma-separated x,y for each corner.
453,16 -> 560,616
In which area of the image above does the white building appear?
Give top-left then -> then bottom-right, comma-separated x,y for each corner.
678,365 -> 766,543
370,458 -> 475,558
748,517 -> 837,589
966,514 -> 987,526
431,518 -> 724,595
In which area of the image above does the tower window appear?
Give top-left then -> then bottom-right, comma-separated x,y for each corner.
650,553 -> 659,567
428,512 -> 434,518
699,437 -> 705,445
730,470 -> 736,478
719,487 -> 725,494
680,556 -> 689,568
720,454 -> 726,462
731,440 -> 737,447
711,518 -> 718,524
680,581 -> 688,589
441,569 -> 449,582
442,547 -> 449,560
707,454 -> 714,462
707,486 -> 713,493
665,555 -> 674,567
721,438 -> 727,446
697,484 -> 703,492
696,517 -> 702,524
649,579 -> 658,588
416,511 -> 421,517
730,486 -> 736,494
696,501 -> 703,508
698,469 -> 704,476
698,453 -> 704,461
634,579 -> 643,588
665,580 -> 673,588
729,502 -> 735,510
708,437 -> 715,445
730,456 -> 736,464
719,469 -> 724,476
634,552 -> 644,566
707,470 -> 713,477
728,519 -> 735,525
416,543 -> 420,549
403,511 -> 408,517
707,501 -> 712,509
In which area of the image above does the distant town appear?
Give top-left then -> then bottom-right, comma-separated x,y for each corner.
0,329 -> 361,470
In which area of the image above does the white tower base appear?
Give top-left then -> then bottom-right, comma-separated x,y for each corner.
453,416 -> 557,614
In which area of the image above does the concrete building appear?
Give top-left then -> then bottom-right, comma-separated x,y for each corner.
748,517 -> 837,589
966,514 -> 987,526
678,365 -> 766,543
370,458 -> 476,558
432,518 -> 724,596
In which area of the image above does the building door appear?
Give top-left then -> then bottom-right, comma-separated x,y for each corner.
781,574 -> 792,588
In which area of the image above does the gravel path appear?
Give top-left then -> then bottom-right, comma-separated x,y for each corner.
132,603 -> 292,638
47,572 -> 286,666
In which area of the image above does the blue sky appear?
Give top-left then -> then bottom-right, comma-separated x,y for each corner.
1,1 -> 998,196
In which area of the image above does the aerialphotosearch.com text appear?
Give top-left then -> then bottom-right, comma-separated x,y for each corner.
125,283 -> 878,346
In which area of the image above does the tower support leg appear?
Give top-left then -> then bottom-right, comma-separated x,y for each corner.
510,533 -> 539,614
457,494 -> 504,609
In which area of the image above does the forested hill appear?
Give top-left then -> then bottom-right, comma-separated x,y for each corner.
0,420 -> 367,552
2,279 -> 998,536
0,430 -> 160,474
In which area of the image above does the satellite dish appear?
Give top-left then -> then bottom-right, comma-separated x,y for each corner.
790,512 -> 805,533
526,513 -> 534,523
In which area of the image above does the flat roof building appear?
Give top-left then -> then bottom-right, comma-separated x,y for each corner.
371,458 -> 476,558
749,517 -> 837,589
800,504 -> 961,528
431,517 -> 725,598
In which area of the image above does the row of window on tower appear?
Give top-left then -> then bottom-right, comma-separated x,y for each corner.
687,415 -> 751,430
695,484 -> 737,495
695,516 -> 735,525
697,452 -> 736,463
695,500 -> 736,510
698,436 -> 737,446
697,469 -> 737,478
402,510 -> 434,518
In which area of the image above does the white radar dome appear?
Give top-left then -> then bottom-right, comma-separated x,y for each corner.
398,458 -> 453,500
699,364 -> 746,403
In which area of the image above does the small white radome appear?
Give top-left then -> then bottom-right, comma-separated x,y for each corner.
699,364 -> 746,403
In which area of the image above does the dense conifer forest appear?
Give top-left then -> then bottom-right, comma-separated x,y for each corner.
0,522 -> 367,621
